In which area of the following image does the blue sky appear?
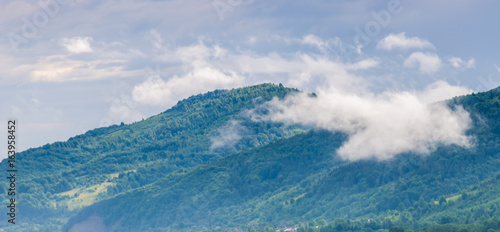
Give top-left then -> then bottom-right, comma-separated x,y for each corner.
1,0 -> 499,156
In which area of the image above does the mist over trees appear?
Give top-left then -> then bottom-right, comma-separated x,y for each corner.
1,84 -> 499,231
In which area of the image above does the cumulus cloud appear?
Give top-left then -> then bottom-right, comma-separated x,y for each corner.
377,32 -> 434,51
404,52 -> 442,74
449,57 -> 475,69
230,52 -> 376,89
251,81 -> 472,161
60,37 -> 94,54
210,120 -> 247,150
134,42 -> 380,108
125,43 -> 243,107
131,65 -> 243,106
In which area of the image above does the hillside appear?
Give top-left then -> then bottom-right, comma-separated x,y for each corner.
1,84 -> 499,232
0,83 -> 305,231
65,130 -> 347,231
63,86 -> 500,231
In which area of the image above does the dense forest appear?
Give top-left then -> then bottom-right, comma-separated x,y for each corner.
0,84 -> 304,231
1,84 -> 499,231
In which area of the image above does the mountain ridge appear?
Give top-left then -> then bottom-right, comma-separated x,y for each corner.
1,83 -> 499,232
1,83 -> 304,231
63,84 -> 500,231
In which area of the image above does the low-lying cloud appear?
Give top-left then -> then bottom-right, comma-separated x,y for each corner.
251,81 -> 473,161
210,120 -> 247,151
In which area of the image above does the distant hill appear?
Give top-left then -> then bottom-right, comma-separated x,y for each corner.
0,83 -> 304,231
1,84 -> 499,232
64,86 -> 500,231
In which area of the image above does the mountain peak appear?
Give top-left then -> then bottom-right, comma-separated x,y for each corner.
168,83 -> 297,113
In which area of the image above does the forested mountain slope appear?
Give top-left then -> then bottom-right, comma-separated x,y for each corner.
1,84 -> 499,232
64,87 -> 500,231
0,84 -> 305,231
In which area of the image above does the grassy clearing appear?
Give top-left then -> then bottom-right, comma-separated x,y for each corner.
57,182 -> 116,210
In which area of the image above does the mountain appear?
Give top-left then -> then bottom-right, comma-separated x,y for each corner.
63,86 -> 500,231
1,84 -> 500,232
0,83 -> 304,231
65,130 -> 347,231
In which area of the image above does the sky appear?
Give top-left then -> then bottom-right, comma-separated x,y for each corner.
1,0 -> 500,158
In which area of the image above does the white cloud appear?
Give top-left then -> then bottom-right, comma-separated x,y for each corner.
301,34 -> 327,50
125,41 -> 466,162
155,42 -> 226,65
416,81 -> 472,103
449,57 -> 462,68
465,58 -> 475,68
404,52 -> 442,74
210,120 -> 247,150
377,32 -> 434,51
29,55 -> 138,82
131,43 -> 246,106
251,81 -> 472,161
229,52 -> 375,90
299,34 -> 341,53
131,65 -> 243,106
60,37 -> 94,54
137,42 -> 381,108
449,57 -> 475,69
345,58 -> 379,70
107,94 -> 144,124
